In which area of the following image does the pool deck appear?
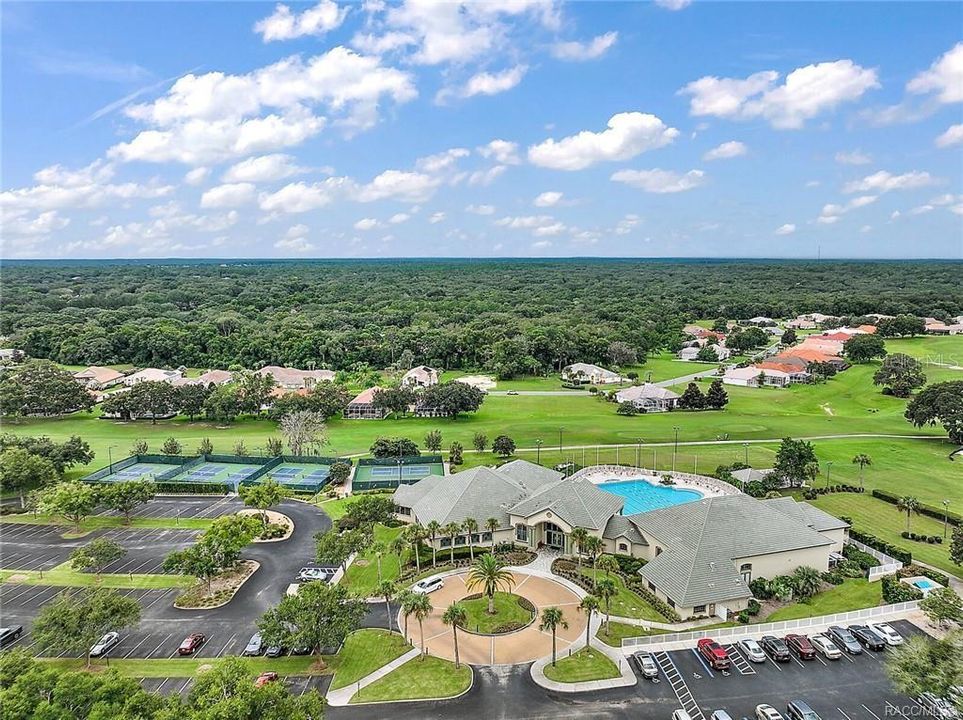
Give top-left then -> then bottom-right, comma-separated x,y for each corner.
572,464 -> 738,498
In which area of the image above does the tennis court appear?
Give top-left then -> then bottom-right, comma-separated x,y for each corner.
352,457 -> 444,489
262,462 -> 332,492
176,461 -> 260,486
97,463 -> 170,483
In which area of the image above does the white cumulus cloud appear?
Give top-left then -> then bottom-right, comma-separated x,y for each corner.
551,32 -> 618,61
200,183 -> 256,208
610,168 -> 706,193
835,150 -> 872,165
703,140 -> 747,161
775,223 -> 796,235
936,124 -> 963,148
458,65 -> 527,99
255,1 -> 348,42
223,154 -> 308,183
477,139 -> 520,164
842,171 -> 937,194
907,42 -> 963,104
533,191 -> 563,207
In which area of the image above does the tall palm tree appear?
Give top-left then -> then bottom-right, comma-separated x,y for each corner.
584,536 -> 604,584
852,454 -> 872,489
539,607 -> 569,667
378,580 -> 397,632
570,527 -> 589,570
410,593 -> 433,659
389,535 -> 407,575
804,461 -> 820,489
578,595 -> 600,649
594,577 -> 617,636
463,517 -> 479,562
442,602 -> 468,668
371,540 -> 387,583
406,523 -> 425,574
465,554 -> 516,615
398,589 -> 418,640
426,520 -> 441,567
485,517 -> 499,551
595,554 -> 619,578
897,496 -> 921,532
444,522 -> 461,564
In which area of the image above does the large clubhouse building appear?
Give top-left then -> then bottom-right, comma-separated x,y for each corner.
393,460 -> 849,620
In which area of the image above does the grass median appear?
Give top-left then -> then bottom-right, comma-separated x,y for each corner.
40,655 -> 330,678
543,647 -> 620,683
328,629 -> 412,690
349,654 -> 471,704
0,561 -> 192,589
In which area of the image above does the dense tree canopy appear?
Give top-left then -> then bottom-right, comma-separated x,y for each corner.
905,381 -> 963,446
4,260 -> 959,374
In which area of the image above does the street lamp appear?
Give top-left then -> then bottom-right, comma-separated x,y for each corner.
535,439 -> 543,466
944,500 -> 951,539
397,457 -> 405,486
743,442 -> 749,467
825,461 -> 834,488
672,427 -> 680,472
636,437 -> 644,468
558,427 -> 564,454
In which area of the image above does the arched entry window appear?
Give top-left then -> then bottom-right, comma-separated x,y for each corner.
740,563 -> 752,583
543,522 -> 565,550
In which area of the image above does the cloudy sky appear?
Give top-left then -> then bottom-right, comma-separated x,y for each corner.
2,1 -> 961,259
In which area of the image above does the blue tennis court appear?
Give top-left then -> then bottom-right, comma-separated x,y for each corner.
368,464 -> 431,477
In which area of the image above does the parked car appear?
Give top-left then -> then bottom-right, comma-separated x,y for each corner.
868,622 -> 904,646
739,638 -> 766,663
265,644 -> 284,658
827,626 -> 862,655
760,635 -> 791,662
810,634 -> 842,660
0,626 -> 24,646
786,701 -> 822,720
848,625 -> 886,651
631,651 -> 659,679
507,390 -> 519,396
712,711 -> 734,720
254,671 -> 279,688
178,633 -> 205,655
784,634 -> 816,660
297,567 -> 332,583
90,631 -> 121,658
918,693 -> 961,720
413,576 -> 444,594
697,639 -> 731,670
672,710 -> 693,720
756,704 -> 784,720
243,632 -> 264,656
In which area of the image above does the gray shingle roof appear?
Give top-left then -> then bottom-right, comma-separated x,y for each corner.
603,515 -> 648,546
763,496 -> 851,532
509,476 -> 624,530
628,494 -> 836,607
495,459 -> 563,493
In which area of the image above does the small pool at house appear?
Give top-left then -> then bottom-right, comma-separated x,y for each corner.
914,579 -> 937,590
598,478 -> 704,514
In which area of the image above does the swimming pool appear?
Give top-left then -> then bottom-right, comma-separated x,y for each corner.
599,478 -> 704,514
913,579 -> 937,590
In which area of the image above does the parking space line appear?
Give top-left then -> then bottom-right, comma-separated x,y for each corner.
862,705 -> 883,720
216,634 -> 238,657
143,589 -> 175,610
689,648 -> 715,677
178,679 -> 193,695
655,652 -> 706,720
724,645 -> 756,676
862,650 -> 881,662
765,654 -> 783,672
146,633 -> 174,658
789,653 -> 806,668
122,635 -> 153,659
837,709 -> 854,720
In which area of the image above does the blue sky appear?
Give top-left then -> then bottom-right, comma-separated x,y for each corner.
2,0 -> 961,259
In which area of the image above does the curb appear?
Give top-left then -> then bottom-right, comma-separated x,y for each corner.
172,560 -> 260,611
338,655 -> 475,707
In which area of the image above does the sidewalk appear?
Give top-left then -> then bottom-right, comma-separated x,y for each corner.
325,647 -> 421,707
529,614 -> 636,693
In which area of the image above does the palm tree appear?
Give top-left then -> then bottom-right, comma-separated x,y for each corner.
442,602 -> 468,668
539,607 -> 569,667
465,554 -> 516,615
578,594 -> 600,649
426,520 -> 441,567
389,535 -> 407,575
406,523 -> 425,574
371,540 -> 387,583
378,580 -> 397,632
804,461 -> 820,489
410,592 -> 433,659
463,517 -> 479,562
570,527 -> 589,570
897,496 -> 921,532
485,517 -> 499,551
398,589 -> 418,640
444,522 -> 461,564
584,536 -> 604,584
595,554 -> 619,578
852,454 -> 872,489
594,577 -> 617,636
790,566 -> 821,600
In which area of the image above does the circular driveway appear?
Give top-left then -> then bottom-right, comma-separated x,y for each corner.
402,570 -> 586,665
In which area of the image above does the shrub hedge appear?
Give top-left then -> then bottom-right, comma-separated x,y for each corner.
849,529 -> 913,565
872,489 -> 962,527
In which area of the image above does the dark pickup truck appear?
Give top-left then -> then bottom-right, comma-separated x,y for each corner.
0,626 -> 24,646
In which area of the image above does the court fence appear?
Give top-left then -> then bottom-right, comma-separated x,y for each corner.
356,454 -> 443,466
353,454 -> 444,492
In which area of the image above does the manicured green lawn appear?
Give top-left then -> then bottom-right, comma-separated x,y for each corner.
596,621 -> 665,647
576,568 -> 669,622
808,493 -> 961,577
41,655 -> 328,678
329,629 -> 412,690
766,579 -> 882,621
341,523 -> 407,597
543,647 -> 620,683
350,655 -> 471,703
315,492 -> 393,521
460,592 -> 533,634
0,561 -> 191,589
0,514 -> 213,533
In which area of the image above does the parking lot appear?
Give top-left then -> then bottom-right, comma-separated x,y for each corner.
92,495 -> 244,521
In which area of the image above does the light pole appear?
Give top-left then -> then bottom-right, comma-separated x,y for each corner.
108,445 -> 117,474
558,427 -> 564,454
636,438 -> 643,468
397,458 -> 405,486
672,427 -> 680,472
944,500 -> 950,539
535,439 -> 543,466
825,461 -> 834,489
743,442 -> 749,467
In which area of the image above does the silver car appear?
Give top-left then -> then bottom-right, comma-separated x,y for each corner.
868,622 -> 903,646
810,633 -> 842,660
739,638 -> 766,663
631,651 -> 659,679
90,631 -> 120,658
242,632 -> 263,656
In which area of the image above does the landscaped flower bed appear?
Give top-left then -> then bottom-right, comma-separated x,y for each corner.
173,560 -> 259,609
458,592 -> 536,635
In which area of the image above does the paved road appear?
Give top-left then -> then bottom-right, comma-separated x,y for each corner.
487,391 -> 590,396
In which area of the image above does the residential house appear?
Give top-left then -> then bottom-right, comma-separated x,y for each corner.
798,337 -> 845,356
755,360 -> 811,384
787,313 -> 837,329
401,365 -> 440,388
0,348 -> 25,365
344,387 -> 387,419
255,366 -> 335,390
73,366 -> 126,390
172,369 -> 234,387
614,383 -> 681,412
722,367 -> 764,387
678,344 -> 730,362
123,368 -> 183,386
729,468 -> 775,487
561,363 -> 622,385
394,464 -> 848,620
781,347 -> 850,370
742,316 -> 777,326
926,321 -> 963,335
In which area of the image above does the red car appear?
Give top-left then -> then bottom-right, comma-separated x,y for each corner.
784,634 -> 816,660
697,638 -> 731,670
254,671 -> 279,688
177,633 -> 206,655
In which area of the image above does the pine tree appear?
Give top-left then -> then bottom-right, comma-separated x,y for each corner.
678,382 -> 706,410
705,379 -> 729,409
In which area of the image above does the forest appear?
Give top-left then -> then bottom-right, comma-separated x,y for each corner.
3,259 -> 961,376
